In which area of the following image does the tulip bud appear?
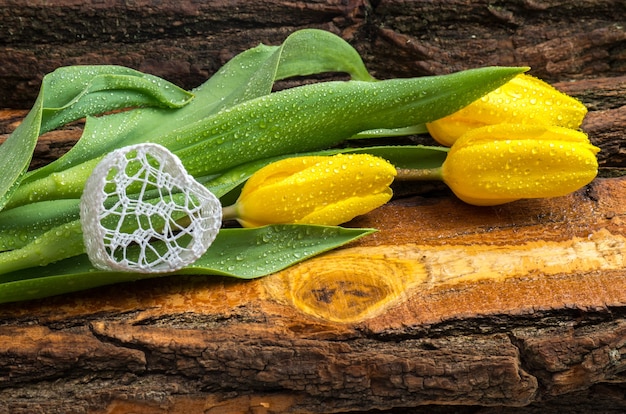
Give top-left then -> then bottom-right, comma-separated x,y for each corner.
426,74 -> 588,146
232,154 -> 397,227
441,124 -> 600,206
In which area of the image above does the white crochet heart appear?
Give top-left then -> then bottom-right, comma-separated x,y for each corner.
80,143 -> 222,273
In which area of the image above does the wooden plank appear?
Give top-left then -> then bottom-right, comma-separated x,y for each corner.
0,165 -> 624,412
1,0 -> 626,412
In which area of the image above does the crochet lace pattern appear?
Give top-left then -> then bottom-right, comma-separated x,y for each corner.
80,143 -> 221,273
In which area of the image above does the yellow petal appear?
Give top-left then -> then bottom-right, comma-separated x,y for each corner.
442,124 -> 600,205
236,154 -> 397,227
297,189 -> 393,226
238,156 -> 329,199
426,74 -> 588,146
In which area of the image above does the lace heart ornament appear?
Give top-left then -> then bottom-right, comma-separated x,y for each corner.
80,143 -> 222,273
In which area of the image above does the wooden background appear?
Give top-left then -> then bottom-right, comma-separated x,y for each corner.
1,1 -> 626,413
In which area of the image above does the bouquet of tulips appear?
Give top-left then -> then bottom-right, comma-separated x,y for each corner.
0,29 -> 598,303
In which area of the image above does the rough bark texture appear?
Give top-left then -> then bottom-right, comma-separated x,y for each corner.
1,0 -> 625,107
1,176 -> 626,414
1,1 -> 626,413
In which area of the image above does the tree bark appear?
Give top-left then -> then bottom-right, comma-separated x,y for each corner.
1,1 -> 626,413
1,0 -> 625,107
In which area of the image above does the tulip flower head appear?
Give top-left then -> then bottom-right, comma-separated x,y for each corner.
441,123 -> 600,206
230,154 -> 397,227
426,74 -> 588,146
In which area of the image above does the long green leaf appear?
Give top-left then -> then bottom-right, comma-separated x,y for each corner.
274,29 -> 374,82
0,94 -> 43,213
0,67 -> 193,211
183,225 -> 373,278
11,66 -> 525,209
0,199 -> 80,251
172,66 -> 525,178
350,124 -> 430,138
0,225 -> 372,304
40,67 -> 194,133
18,29 -> 373,190
345,145 -> 449,169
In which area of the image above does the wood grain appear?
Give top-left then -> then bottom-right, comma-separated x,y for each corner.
1,174 -> 625,413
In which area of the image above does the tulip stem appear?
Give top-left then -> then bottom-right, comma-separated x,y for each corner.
221,204 -> 238,221
395,167 -> 444,181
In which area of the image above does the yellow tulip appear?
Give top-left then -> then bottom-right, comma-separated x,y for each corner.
230,154 -> 397,227
426,74 -> 588,146
441,123 -> 600,206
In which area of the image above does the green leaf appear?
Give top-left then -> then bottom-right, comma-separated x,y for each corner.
169,66 -> 527,179
0,225 -> 373,304
0,67 -> 193,211
40,66 -> 194,133
0,199 -> 80,251
0,220 -> 84,275
10,30 -> 376,209
214,28 -> 374,110
190,29 -> 373,115
24,29 -> 372,183
182,225 -> 373,278
20,70 -> 197,187
0,94 -> 43,212
342,145 -> 449,169
274,29 -> 375,82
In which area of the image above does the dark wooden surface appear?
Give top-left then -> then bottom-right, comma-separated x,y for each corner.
1,1 -> 626,413
1,0 -> 625,107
